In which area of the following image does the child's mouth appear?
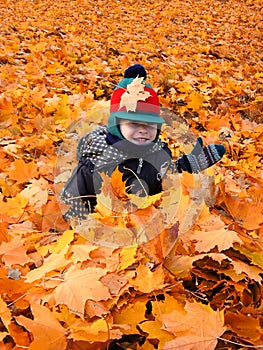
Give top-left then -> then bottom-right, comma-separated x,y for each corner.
134,138 -> 150,144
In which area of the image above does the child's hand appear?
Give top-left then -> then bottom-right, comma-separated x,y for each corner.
176,137 -> 226,174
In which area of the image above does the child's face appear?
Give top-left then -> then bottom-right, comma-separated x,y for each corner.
119,119 -> 158,145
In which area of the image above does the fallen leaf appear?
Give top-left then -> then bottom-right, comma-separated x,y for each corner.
16,303 -> 67,350
119,77 -> 151,112
130,264 -> 166,293
192,228 -> 243,253
162,301 -> 226,350
54,265 -> 110,317
9,159 -> 39,183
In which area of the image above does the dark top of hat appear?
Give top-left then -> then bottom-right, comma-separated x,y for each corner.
124,64 -> 147,79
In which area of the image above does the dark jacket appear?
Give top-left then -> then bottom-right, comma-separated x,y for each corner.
61,126 -> 173,220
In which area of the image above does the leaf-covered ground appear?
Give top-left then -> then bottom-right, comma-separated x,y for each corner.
0,0 -> 263,349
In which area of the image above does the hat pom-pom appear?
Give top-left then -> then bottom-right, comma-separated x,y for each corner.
124,64 -> 147,79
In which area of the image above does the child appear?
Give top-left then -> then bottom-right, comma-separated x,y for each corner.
61,64 -> 225,220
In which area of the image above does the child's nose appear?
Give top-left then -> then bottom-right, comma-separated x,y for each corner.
138,125 -> 148,132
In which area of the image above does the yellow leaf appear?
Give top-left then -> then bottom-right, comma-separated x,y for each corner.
46,62 -> 65,75
139,319 -> 174,348
53,95 -> 72,122
113,300 -> 147,334
95,88 -> 104,97
69,318 -> 109,342
0,194 -> 28,218
25,245 -> 69,283
49,230 -> 74,254
117,245 -> 138,271
186,91 -> 205,111
128,191 -> 162,209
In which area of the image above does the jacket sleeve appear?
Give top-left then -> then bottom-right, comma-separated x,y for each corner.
76,158 -> 98,212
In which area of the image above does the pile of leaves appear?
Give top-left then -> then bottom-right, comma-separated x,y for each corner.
0,0 -> 263,349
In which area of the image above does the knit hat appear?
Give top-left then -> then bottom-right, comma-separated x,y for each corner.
108,64 -> 165,139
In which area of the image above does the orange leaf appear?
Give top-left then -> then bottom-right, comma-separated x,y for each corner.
0,236 -> 31,266
0,95 -> 13,121
130,264 -> 165,293
0,296 -> 12,329
110,167 -> 128,200
9,159 -> 39,183
0,222 -> 9,243
192,228 -> 243,253
100,272 -> 128,295
225,195 -> 263,230
113,300 -> 148,334
54,265 -> 110,317
41,197 -> 69,232
162,301 -> 226,350
16,303 -> 67,350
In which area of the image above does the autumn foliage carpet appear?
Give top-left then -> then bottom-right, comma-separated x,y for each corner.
0,0 -> 263,349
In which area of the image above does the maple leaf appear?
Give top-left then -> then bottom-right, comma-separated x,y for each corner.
54,264 -> 110,317
164,253 -> 231,279
70,244 -> 97,263
0,194 -> 28,220
119,77 -> 151,112
9,159 -> 39,183
40,196 -> 69,232
230,260 -> 263,283
20,178 -> 49,210
8,321 -> 31,348
0,94 -> 13,122
25,244 -> 70,283
100,272 -> 128,295
130,264 -> 166,293
2,1 -> 263,349
161,301 -> 226,350
0,236 -> 32,266
69,318 -> 114,342
192,228 -> 243,253
113,300 -> 148,335
225,311 -> 262,342
16,303 -> 67,350
110,167 -> 128,200
117,245 -> 138,271
186,91 -> 205,111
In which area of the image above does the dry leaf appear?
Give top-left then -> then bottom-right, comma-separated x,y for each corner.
54,264 -> 110,317
16,303 -> 67,350
120,77 -> 151,112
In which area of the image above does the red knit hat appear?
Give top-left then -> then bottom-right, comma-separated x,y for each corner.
109,77 -> 164,124
108,65 -> 165,139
